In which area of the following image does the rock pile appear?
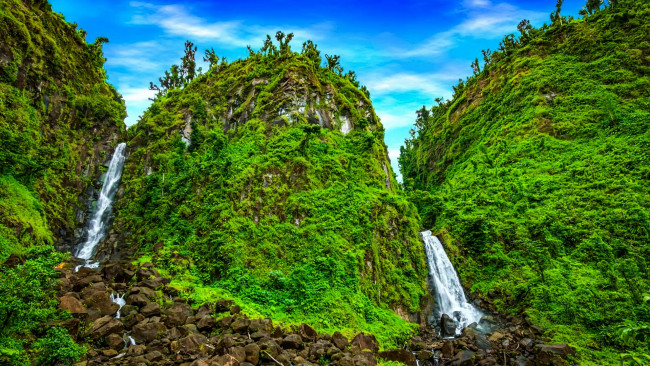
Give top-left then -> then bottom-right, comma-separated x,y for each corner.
52,262 -> 574,366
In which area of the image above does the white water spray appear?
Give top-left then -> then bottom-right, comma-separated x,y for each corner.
110,292 -> 126,318
75,143 -> 126,267
421,230 -> 482,335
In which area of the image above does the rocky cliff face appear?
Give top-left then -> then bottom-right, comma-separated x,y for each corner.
114,42 -> 428,338
0,0 -> 127,259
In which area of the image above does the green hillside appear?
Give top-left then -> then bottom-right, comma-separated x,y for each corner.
115,36 -> 428,345
399,1 -> 650,362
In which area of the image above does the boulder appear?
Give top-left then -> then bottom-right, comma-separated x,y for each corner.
441,340 -> 454,359
132,321 -> 167,344
163,303 -> 192,327
378,349 -> 417,366
300,323 -> 318,340
140,302 -> 161,317
451,350 -> 475,366
83,290 -> 119,316
534,344 -> 576,365
126,293 -> 150,308
244,343 -> 261,365
197,314 -> 217,331
106,333 -> 124,350
351,333 -> 379,353
417,350 -> 434,362
332,331 -> 349,350
231,317 -> 251,333
441,314 -> 457,337
231,305 -> 242,314
215,299 -> 234,312
173,333 -> 208,353
281,334 -> 303,349
88,316 -> 124,340
249,318 -> 273,333
352,352 -> 376,366
59,295 -> 87,315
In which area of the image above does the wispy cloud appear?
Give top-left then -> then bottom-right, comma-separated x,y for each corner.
404,2 -> 545,57
365,72 -> 456,97
128,2 -> 332,49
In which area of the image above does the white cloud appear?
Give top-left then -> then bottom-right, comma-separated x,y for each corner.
404,2 -> 545,57
365,72 -> 454,97
128,2 -> 331,49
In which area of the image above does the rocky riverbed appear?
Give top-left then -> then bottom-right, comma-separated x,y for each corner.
51,261 -> 575,366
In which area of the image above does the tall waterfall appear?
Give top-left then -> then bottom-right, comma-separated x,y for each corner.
75,143 -> 126,265
421,230 -> 482,335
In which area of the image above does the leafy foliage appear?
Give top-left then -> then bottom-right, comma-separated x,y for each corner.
117,35 -> 427,346
399,0 -> 650,363
0,246 -> 84,365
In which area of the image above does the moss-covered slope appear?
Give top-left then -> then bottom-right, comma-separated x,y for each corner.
400,1 -> 649,362
117,41 -> 428,343
0,0 -> 127,259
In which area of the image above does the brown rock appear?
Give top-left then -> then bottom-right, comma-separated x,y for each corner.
534,344 -> 576,365
197,314 -> 217,331
164,303 -> 193,327
231,305 -> 242,314
231,317 -> 251,333
177,333 -> 208,352
131,286 -> 157,301
88,316 -> 124,340
378,349 -> 416,366
352,352 -> 376,366
244,343 -> 261,365
215,299 -> 234,312
132,321 -> 167,344
126,293 -> 150,308
106,333 -> 124,350
59,295 -> 87,315
451,350 -> 475,366
101,349 -> 118,357
299,324 -> 318,340
141,302 -> 162,317
441,341 -> 454,359
351,333 -> 379,353
83,291 -> 119,316
281,334 -> 303,349
332,332 -> 348,350
249,318 -> 273,333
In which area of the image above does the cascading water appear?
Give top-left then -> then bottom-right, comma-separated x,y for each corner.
421,230 -> 482,336
110,293 -> 126,318
75,143 -> 126,268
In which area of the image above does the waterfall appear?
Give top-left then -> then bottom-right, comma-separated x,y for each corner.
110,293 -> 126,318
421,230 -> 482,335
75,143 -> 126,266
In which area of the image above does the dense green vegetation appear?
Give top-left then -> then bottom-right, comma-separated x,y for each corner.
0,0 -> 126,363
0,246 -> 86,365
399,0 -> 650,362
116,34 -> 428,346
0,0 -> 126,259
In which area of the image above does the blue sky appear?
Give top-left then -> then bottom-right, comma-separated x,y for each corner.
50,0 -> 586,178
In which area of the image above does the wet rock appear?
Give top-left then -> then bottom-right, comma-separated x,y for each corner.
59,295 -> 87,315
378,349 -> 417,366
72,274 -> 104,291
83,290 -> 119,316
441,314 -> 457,337
106,333 -> 124,350
461,326 -> 478,340
88,316 -> 124,340
281,334 -> 303,349
451,350 -> 475,366
126,293 -> 150,308
132,321 -> 167,344
351,333 -> 379,352
332,331 -> 349,350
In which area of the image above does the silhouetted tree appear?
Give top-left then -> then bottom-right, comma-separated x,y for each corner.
203,48 -> 219,69
471,58 -> 480,75
325,54 -> 343,74
301,40 -> 321,66
150,40 -> 198,98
